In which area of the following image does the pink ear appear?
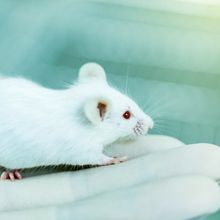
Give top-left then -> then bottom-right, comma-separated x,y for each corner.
97,102 -> 107,121
84,97 -> 111,125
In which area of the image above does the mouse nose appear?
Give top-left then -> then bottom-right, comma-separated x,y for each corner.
144,115 -> 154,130
137,115 -> 154,135
148,117 -> 154,129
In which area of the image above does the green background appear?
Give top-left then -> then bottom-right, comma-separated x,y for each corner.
0,1 -> 220,219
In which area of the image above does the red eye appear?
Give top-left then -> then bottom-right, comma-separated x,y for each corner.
123,111 -> 131,120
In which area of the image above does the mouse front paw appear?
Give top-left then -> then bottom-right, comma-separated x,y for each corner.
102,156 -> 128,166
0,169 -> 22,181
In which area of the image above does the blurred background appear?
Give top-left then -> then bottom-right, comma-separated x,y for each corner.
0,0 -> 220,218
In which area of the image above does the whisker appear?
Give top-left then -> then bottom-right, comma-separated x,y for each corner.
144,94 -> 176,116
153,122 -> 172,129
124,64 -> 129,96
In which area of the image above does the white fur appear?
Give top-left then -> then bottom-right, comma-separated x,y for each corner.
0,63 -> 153,169
79,63 -> 106,83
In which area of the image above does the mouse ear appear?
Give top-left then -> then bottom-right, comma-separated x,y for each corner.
79,63 -> 107,83
84,97 -> 111,124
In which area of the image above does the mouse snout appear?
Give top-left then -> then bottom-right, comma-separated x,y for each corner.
147,116 -> 154,129
142,115 -> 154,130
134,116 -> 154,136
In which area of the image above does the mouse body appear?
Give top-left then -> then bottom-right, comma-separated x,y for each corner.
0,63 -> 153,179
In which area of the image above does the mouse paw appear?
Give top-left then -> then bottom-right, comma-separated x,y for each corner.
0,170 -> 22,181
103,156 -> 128,166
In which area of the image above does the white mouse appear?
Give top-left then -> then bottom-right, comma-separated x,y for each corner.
0,63 -> 153,180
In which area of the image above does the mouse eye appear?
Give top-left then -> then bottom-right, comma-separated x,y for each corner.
123,111 -> 131,120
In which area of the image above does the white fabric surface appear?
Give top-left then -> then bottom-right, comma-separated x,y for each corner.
0,135 -> 220,220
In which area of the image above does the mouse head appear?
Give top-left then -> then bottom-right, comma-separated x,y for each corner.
78,63 -> 154,140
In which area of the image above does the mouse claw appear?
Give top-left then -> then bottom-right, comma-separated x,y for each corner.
0,170 -> 22,181
0,171 -> 9,180
104,156 -> 128,165
14,170 -> 22,180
